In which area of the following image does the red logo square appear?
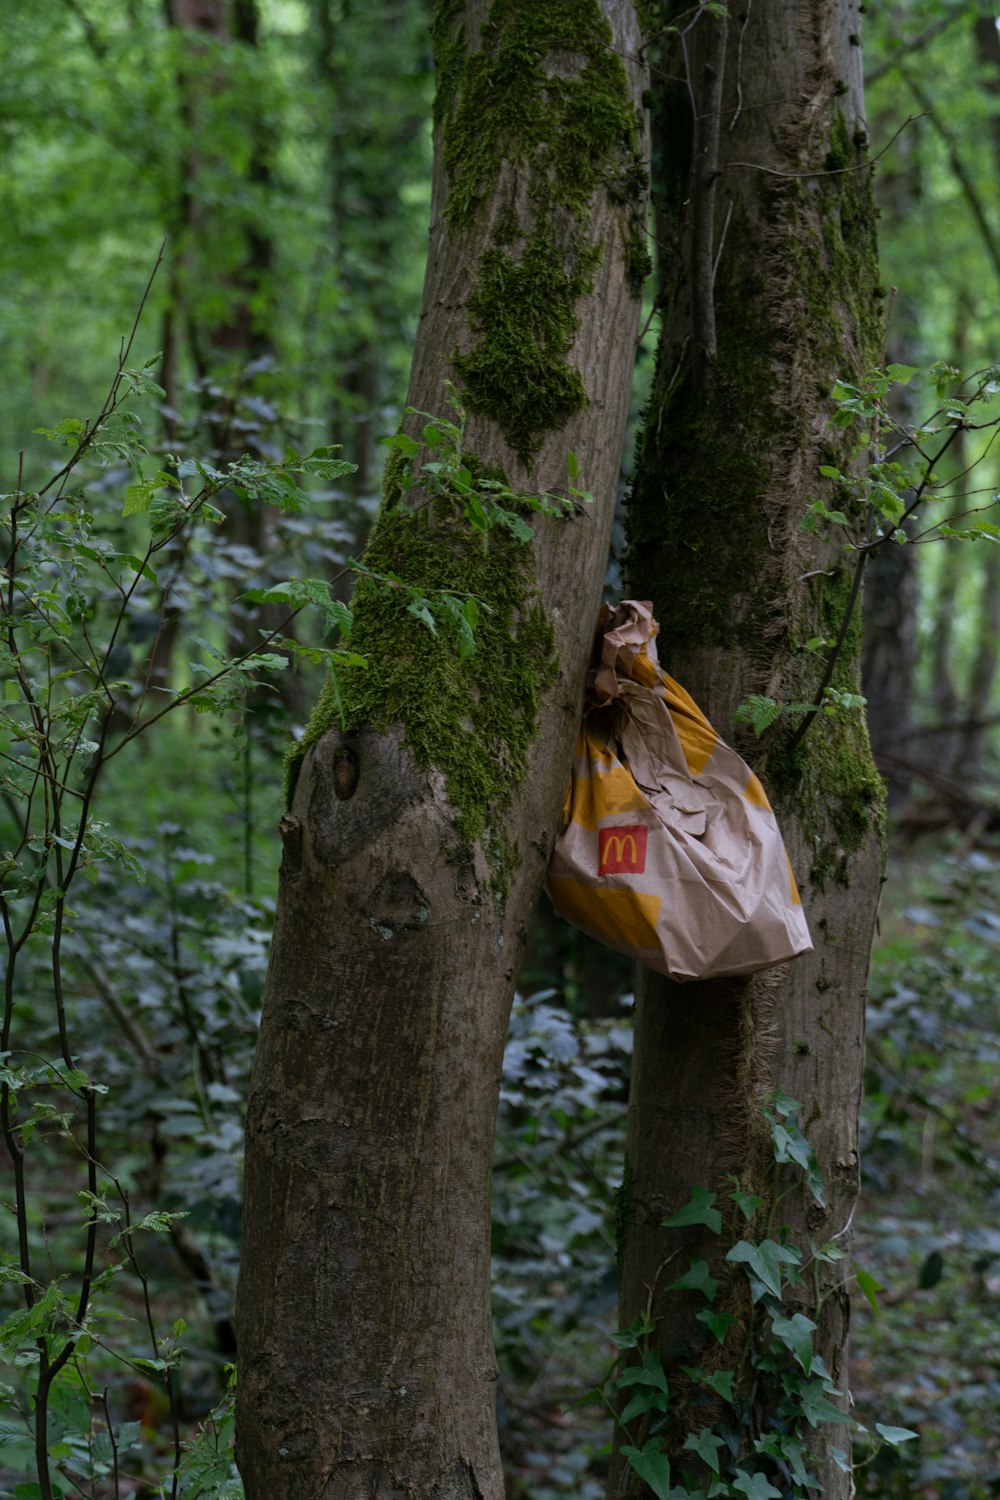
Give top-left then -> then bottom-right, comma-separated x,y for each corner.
598,824 -> 648,875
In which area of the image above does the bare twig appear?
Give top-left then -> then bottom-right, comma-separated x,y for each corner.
722,112 -> 925,181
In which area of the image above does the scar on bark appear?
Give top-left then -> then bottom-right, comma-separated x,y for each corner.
333,745 -> 360,800
279,813 -> 303,879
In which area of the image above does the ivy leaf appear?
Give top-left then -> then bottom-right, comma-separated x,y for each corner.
664,1187 -> 722,1234
701,1369 -> 735,1404
754,1433 -> 815,1490
732,1470 -> 782,1499
729,1186 -> 763,1222
795,1379 -> 856,1429
617,1350 -> 669,1395
856,1269 -> 883,1314
683,1428 -> 727,1475
766,1093 -> 825,1204
621,1442 -> 672,1500
620,1386 -> 669,1425
769,1310 -> 816,1375
726,1239 -> 800,1299
610,1316 -> 655,1350
695,1307 -> 737,1345
875,1423 -> 919,1445
666,1259 -> 718,1303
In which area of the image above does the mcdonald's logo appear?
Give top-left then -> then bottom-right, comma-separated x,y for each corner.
599,824 -> 648,875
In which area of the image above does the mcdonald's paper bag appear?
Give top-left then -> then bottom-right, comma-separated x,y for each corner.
545,600 -> 812,982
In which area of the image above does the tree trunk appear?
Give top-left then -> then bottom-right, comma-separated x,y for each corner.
960,542 -> 1000,773
235,4 -> 648,1497
616,4 -> 883,1496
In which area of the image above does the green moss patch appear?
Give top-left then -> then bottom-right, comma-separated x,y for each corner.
434,0 -> 648,458
288,502 -> 557,890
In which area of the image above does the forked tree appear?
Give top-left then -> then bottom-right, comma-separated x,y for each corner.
235,3 -> 648,1496
617,3 -> 884,1495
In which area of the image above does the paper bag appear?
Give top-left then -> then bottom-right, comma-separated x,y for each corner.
545,600 -> 812,982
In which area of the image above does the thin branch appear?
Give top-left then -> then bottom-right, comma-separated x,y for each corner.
900,66 -> 1000,292
865,12 -> 966,87
690,9 -> 727,395
722,112 -> 925,181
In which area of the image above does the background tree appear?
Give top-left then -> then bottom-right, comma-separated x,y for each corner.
617,3 -> 884,1494
234,2 -> 648,1496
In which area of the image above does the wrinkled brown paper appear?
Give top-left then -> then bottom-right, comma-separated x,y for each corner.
546,601 -> 812,981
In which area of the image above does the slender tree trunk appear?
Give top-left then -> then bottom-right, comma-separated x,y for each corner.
955,17 -> 1000,777
960,543 -> 1000,772
616,4 -> 883,1496
235,4 -> 648,1496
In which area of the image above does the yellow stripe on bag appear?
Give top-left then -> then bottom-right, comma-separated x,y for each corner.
786,853 -> 802,906
563,729 -> 649,832
547,877 -> 662,953
661,680 -> 717,776
622,646 -> 718,777
743,772 -> 771,810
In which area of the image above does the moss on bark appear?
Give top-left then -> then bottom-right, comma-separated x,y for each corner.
288,495 -> 557,894
435,0 -> 649,458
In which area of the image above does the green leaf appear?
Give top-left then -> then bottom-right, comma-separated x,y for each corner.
664,1186 -> 722,1234
695,1307 -> 737,1345
732,1469 -> 782,1499
684,1428 -> 727,1475
818,465 -> 842,479
567,449 -> 580,480
617,1350 -> 669,1395
726,1239 -> 800,1299
875,1423 -> 919,1445
385,432 -> 420,460
701,1369 -> 735,1404
769,1310 -> 816,1375
766,1095 -> 825,1203
666,1258 -> 717,1302
610,1316 -> 655,1350
855,1269 -> 883,1314
734,694 -> 782,738
407,600 -> 437,635
123,481 -> 156,516
34,417 -> 86,445
620,1386 -> 669,1424
796,1379 -> 856,1429
621,1442 -> 672,1500
754,1433 -> 816,1490
729,1186 -> 763,1222
886,363 -> 919,384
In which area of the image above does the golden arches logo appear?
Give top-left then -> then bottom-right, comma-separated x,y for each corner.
598,824 -> 648,875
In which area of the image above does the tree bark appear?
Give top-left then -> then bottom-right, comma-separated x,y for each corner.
616,4 -> 883,1496
235,4 -> 648,1497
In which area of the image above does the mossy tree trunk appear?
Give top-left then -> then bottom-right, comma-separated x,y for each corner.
616,4 -> 883,1497
235,4 -> 647,1498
